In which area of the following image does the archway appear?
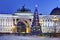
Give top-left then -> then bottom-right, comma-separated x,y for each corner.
17,21 -> 26,33
16,20 -> 30,34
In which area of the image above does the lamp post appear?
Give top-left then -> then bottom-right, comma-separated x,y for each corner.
52,16 -> 58,37
39,19 -> 43,26
39,19 -> 43,36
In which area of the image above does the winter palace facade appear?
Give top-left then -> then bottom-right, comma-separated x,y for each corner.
0,6 -> 60,34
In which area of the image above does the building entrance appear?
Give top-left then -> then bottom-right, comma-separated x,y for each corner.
17,21 -> 26,34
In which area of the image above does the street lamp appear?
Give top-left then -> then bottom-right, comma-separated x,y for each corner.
39,19 -> 43,26
52,16 -> 58,37
39,19 -> 43,36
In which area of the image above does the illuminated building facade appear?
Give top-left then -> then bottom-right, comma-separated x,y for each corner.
0,6 -> 60,35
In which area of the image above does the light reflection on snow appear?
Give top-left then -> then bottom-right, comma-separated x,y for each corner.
0,35 -> 60,40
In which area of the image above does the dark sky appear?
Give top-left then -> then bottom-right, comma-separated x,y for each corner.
0,0 -> 60,15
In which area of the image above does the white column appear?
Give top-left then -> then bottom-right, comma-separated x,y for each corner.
9,17 -> 12,27
0,19 -> 1,32
2,18 -> 3,27
6,17 -> 8,27
0,19 -> 1,27
1,18 -> 2,27
5,18 -> 6,27
7,17 -> 9,27
7,18 -> 10,27
2,18 -> 3,32
5,18 -> 7,27
10,18 -> 12,27
6,17 -> 8,32
0,19 -> 2,31
9,18 -> 10,27
3,18 -> 4,27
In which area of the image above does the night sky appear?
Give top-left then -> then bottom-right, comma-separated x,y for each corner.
0,0 -> 60,15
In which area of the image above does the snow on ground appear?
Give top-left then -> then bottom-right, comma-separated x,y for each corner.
0,35 -> 60,40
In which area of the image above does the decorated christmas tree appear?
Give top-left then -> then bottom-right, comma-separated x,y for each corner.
30,5 -> 42,35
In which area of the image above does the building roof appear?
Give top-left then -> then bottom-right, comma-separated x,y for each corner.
13,5 -> 33,16
50,7 -> 60,15
16,6 -> 31,13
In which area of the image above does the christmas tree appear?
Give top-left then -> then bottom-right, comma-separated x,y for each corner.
30,5 -> 42,35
